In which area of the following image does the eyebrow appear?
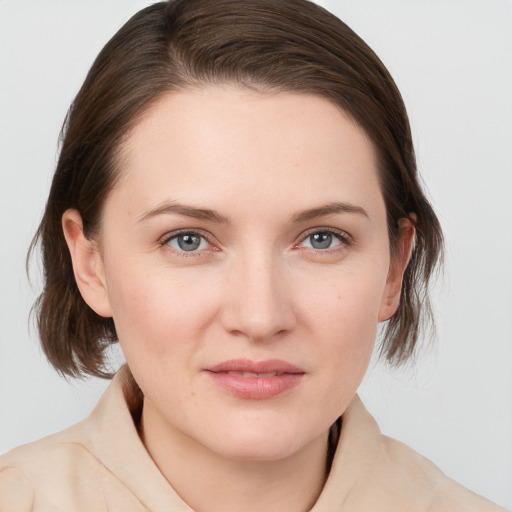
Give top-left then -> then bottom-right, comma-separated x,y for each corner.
137,200 -> 368,225
137,202 -> 230,224
291,202 -> 369,223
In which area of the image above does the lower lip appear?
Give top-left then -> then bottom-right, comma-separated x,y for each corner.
206,372 -> 304,399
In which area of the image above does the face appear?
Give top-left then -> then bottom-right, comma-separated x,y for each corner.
65,87 -> 408,462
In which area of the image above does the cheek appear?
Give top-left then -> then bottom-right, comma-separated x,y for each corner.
303,261 -> 388,385
305,258 -> 388,334
321,293 -> 377,379
105,262 -> 223,359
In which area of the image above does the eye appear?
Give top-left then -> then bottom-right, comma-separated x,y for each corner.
298,229 -> 350,250
165,232 -> 210,252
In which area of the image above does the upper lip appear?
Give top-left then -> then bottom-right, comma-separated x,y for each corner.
206,359 -> 305,374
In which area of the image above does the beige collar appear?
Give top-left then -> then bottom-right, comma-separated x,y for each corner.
86,366 -> 440,512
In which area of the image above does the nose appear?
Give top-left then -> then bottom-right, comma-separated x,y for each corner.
220,251 -> 297,342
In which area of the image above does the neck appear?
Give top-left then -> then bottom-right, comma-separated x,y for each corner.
140,401 -> 329,512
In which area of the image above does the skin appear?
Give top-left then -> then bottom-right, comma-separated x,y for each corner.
63,87 -> 414,512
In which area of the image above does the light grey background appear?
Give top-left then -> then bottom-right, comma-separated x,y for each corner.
1,1 -> 511,508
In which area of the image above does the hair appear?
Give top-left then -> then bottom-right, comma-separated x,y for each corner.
31,0 -> 443,378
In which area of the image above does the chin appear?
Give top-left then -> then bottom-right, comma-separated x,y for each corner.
214,437 -> 303,462
203,418 -> 320,463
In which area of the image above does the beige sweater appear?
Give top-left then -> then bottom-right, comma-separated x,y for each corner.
0,367 -> 507,511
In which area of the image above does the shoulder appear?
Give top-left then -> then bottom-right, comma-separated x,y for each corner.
0,465 -> 33,511
381,435 -> 508,512
0,369 -> 152,511
328,396 -> 509,512
0,423 -> 109,511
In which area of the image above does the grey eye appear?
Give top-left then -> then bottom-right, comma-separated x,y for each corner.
168,233 -> 208,252
310,232 -> 332,249
302,231 -> 342,250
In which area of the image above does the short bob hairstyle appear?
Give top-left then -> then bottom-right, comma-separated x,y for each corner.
32,0 -> 443,378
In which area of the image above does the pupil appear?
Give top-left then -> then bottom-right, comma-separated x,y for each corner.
311,232 -> 332,249
178,234 -> 200,251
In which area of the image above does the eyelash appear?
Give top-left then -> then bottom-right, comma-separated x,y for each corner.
295,227 -> 353,252
159,229 -> 217,257
159,227 -> 353,256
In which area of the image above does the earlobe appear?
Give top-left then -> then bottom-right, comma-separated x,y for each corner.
378,218 -> 416,322
62,209 -> 113,318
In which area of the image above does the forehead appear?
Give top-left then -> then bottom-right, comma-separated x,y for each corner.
111,87 -> 382,219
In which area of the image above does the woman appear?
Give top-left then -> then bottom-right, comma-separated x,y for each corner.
0,0 -> 508,510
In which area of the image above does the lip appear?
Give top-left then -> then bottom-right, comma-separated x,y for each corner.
204,359 -> 305,400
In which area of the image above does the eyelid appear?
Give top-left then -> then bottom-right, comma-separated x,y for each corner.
294,227 -> 353,249
158,226 -> 352,254
159,228 -> 218,252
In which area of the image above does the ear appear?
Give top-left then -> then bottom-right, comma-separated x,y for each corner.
378,217 -> 416,322
62,209 -> 113,318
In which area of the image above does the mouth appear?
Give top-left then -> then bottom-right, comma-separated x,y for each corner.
204,359 -> 305,400
222,371 -> 288,377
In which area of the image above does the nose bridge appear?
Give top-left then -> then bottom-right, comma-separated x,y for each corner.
222,245 -> 295,340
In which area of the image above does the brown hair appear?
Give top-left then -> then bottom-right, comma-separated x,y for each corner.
31,0 -> 443,378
